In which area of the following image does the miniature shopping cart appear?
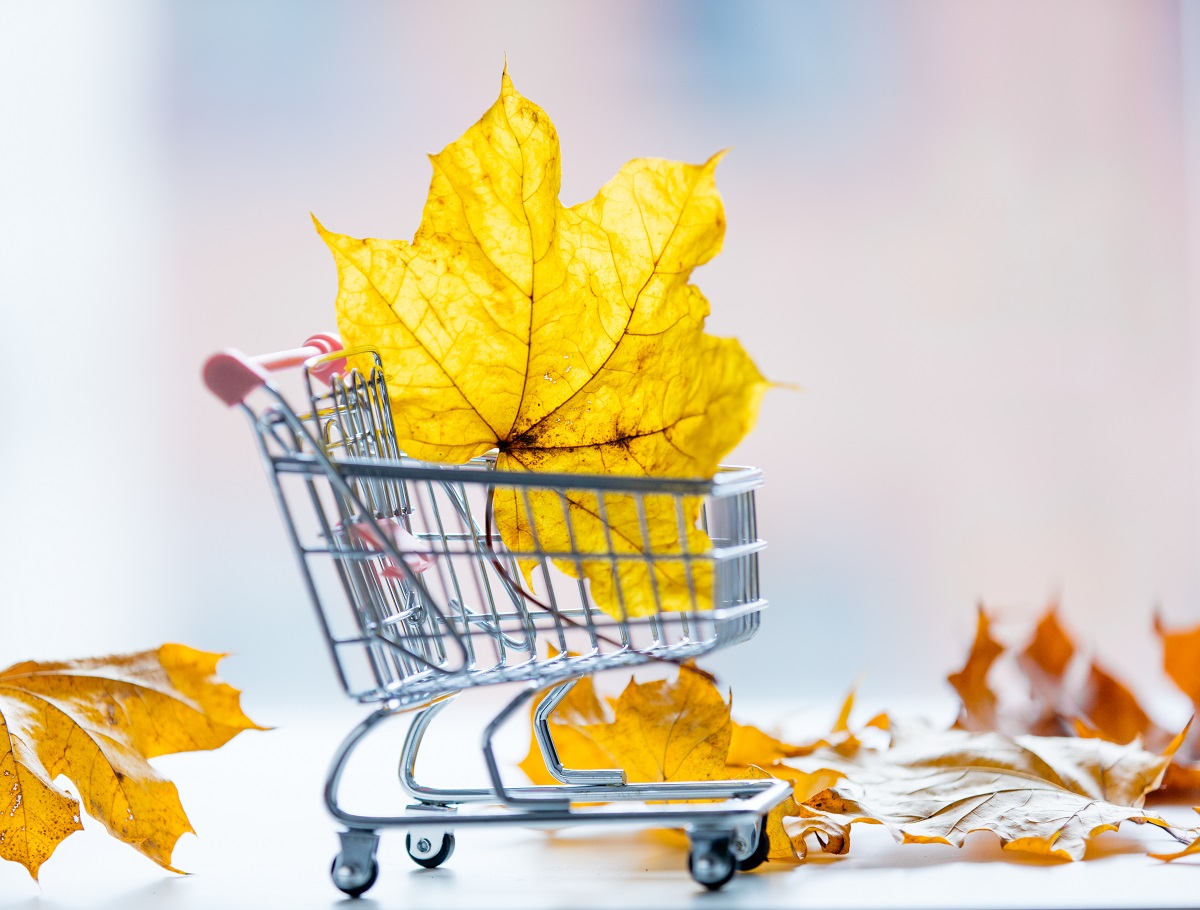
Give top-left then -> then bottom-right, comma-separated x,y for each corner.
204,335 -> 789,896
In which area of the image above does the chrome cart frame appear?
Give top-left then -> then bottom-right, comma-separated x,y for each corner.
204,334 -> 789,895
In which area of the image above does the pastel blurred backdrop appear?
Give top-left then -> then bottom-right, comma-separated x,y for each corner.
3,0 -> 1199,716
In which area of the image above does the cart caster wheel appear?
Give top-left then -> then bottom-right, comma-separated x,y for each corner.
331,855 -> 378,898
688,835 -> 737,891
736,820 -> 771,871
406,831 -> 455,869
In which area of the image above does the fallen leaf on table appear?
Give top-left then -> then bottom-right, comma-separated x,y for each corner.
318,68 -> 768,618
945,604 -> 1200,795
794,724 -> 1181,861
1154,615 -> 1200,781
1074,661 -> 1166,746
1014,605 -> 1081,736
522,666 -> 732,784
1161,761 -> 1200,793
0,644 -> 262,878
1019,607 -> 1181,749
948,604 -> 1165,743
1157,614 -> 1200,703
725,692 -> 881,862
521,667 -> 863,863
520,651 -> 1193,863
736,765 -> 848,860
726,690 -> 885,769
1020,605 -> 1075,681
1149,808 -> 1200,862
947,605 -> 1005,732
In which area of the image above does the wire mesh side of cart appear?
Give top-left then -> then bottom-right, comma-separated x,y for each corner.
241,352 -> 766,706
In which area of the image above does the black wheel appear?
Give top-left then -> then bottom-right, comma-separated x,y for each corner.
331,855 -> 379,898
688,836 -> 737,891
736,820 -> 771,871
406,831 -> 456,869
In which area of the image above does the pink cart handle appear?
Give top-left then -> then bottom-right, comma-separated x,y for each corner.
203,333 -> 347,406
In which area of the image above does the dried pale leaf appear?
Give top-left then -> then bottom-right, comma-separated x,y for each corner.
787,803 -> 855,857
1149,809 -> 1200,861
794,726 -> 1176,861
736,766 -> 848,863
319,71 -> 767,618
947,605 -> 1004,732
0,645 -> 261,877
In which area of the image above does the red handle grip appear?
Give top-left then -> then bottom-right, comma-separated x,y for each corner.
203,333 -> 346,406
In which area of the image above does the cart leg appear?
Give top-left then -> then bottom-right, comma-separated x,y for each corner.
326,707 -> 398,821
534,679 -> 625,786
331,829 -> 380,898
399,699 -> 458,801
482,684 -> 570,809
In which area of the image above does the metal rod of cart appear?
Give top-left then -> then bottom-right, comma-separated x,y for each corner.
204,335 -> 790,895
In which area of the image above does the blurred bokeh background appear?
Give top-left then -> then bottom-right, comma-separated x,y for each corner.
3,0 -> 1199,715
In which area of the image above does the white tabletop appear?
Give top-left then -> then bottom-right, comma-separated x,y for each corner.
3,693 -> 1196,910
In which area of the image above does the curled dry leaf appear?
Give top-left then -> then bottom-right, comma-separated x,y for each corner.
1154,615 -> 1200,785
1075,662 -> 1165,747
1149,808 -> 1200,862
0,645 -> 262,878
1015,606 -> 1081,736
794,725 -> 1181,861
947,605 -> 1004,732
1021,608 -> 1168,746
736,766 -> 848,861
947,604 -> 1200,793
318,70 -> 768,619
1157,615 -> 1200,704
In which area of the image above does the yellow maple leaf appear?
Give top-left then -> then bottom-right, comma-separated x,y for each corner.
317,69 -> 767,618
567,667 -> 732,783
520,666 -> 853,865
726,690 -> 884,770
0,644 -> 263,878
517,674 -> 614,787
